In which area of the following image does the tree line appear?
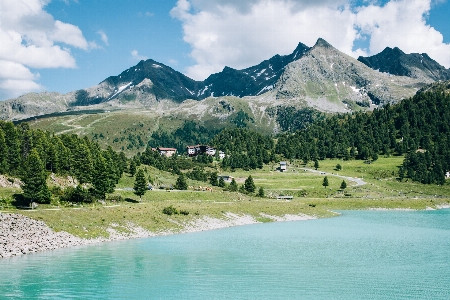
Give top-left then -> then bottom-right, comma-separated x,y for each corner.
0,121 -> 127,204
275,88 -> 450,184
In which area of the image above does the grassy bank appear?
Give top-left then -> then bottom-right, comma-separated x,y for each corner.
1,157 -> 449,239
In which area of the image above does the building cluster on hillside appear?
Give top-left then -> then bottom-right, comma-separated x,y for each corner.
186,145 -> 225,159
151,145 -> 225,159
152,147 -> 177,158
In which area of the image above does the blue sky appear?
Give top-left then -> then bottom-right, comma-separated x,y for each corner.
0,0 -> 449,101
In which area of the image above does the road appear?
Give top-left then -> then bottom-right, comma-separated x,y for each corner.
301,168 -> 367,186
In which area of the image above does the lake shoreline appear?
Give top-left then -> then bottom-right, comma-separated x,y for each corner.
3,204 -> 450,259
0,212 -> 317,259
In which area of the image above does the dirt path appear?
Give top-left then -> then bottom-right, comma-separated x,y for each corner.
302,168 -> 367,186
58,114 -> 110,135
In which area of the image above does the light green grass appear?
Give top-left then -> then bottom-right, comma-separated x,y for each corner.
2,156 -> 449,238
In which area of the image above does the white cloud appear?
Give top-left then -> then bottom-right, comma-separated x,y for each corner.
131,50 -> 149,61
97,30 -> 109,46
355,0 -> 450,67
0,60 -> 43,99
0,0 -> 94,100
171,0 -> 450,80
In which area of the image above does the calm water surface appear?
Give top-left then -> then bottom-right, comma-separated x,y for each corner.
1,209 -> 449,299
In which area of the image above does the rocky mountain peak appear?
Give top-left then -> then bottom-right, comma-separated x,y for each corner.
313,38 -> 333,49
358,46 -> 450,82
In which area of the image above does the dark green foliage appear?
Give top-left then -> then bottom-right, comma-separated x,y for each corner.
402,151 -> 445,185
275,88 -> 450,184
232,110 -> 254,128
257,187 -> 265,197
322,176 -> 329,188
0,128 -> 8,173
21,149 -> 51,204
106,194 -> 124,202
193,154 -> 213,164
218,177 -> 226,188
162,205 -> 178,216
129,160 -> 136,176
336,164 -> 342,171
60,185 -> 93,203
179,209 -> 189,216
162,206 -> 189,216
139,146 -> 196,174
0,121 -> 20,174
314,160 -> 319,170
134,169 -> 147,201
186,167 -> 210,182
0,121 -> 123,198
174,173 -> 188,190
275,106 -> 325,132
209,171 -> 219,186
244,175 -> 256,193
229,178 -> 238,192
212,128 -> 274,170
71,143 -> 94,184
148,120 -> 219,153
340,180 -> 347,190
91,153 -> 110,200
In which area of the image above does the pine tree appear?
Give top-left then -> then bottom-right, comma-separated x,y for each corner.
257,187 -> 265,197
174,173 -> 188,190
229,178 -> 238,192
322,176 -> 329,188
71,143 -> 93,184
92,153 -> 109,200
244,175 -> 256,193
21,149 -> 51,204
209,171 -> 219,186
129,160 -> 136,176
0,128 -> 8,174
134,169 -> 147,202
0,121 -> 20,174
218,176 -> 225,188
340,180 -> 347,190
314,160 -> 320,170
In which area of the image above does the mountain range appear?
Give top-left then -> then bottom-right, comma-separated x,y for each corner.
1,38 -> 449,121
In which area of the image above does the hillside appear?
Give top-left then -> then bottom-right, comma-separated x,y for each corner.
358,47 -> 450,82
274,39 -> 423,111
0,38 -> 439,121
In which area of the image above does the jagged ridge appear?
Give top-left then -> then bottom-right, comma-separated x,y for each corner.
358,47 -> 450,82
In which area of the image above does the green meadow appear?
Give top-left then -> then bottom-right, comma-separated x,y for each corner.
1,156 -> 449,238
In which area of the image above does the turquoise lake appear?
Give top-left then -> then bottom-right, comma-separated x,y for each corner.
1,209 -> 449,299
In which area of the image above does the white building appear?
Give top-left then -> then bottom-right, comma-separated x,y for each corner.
157,147 -> 177,157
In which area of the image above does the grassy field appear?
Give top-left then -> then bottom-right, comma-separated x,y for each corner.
1,156 -> 449,238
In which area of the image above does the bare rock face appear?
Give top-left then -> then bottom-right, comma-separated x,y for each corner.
0,38 -> 440,121
0,175 -> 22,188
274,38 -> 424,111
0,92 -> 70,121
358,47 -> 450,83
0,213 -> 85,258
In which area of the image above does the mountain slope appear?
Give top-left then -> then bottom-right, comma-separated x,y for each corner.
358,47 -> 450,82
273,38 -> 423,111
0,39 -> 436,121
201,42 -> 310,98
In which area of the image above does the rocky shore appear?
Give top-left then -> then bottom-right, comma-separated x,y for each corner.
0,213 -> 87,258
0,212 -> 316,259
